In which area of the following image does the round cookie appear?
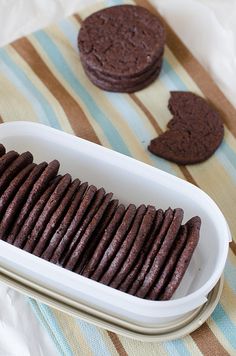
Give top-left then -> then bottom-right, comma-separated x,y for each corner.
161,216 -> 201,300
61,187 -> 106,265
148,92 -> 224,164
84,61 -> 162,93
0,144 -> 6,157
136,208 -> 183,298
50,185 -> 97,265
13,176 -> 61,249
0,163 -> 35,216
77,199 -> 119,274
36,179 -> 80,258
64,192 -> 113,271
99,204 -> 146,286
109,205 -> 156,288
0,151 -> 33,195
1,162 -> 47,241
81,202 -> 125,278
6,160 -> 59,243
120,209 -> 164,293
0,151 -> 19,177
147,225 -> 187,300
91,204 -> 136,282
78,5 -> 165,78
48,182 -> 88,263
24,174 -> 71,254
128,208 -> 173,295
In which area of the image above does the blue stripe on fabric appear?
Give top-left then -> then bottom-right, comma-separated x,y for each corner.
216,144 -> 236,184
224,260 -> 236,294
164,339 -> 191,356
211,304 -> 236,349
58,21 -> 78,52
0,49 -> 61,130
161,59 -> 187,91
106,92 -> 177,175
29,299 -> 73,356
33,31 -> 131,156
77,319 -> 111,356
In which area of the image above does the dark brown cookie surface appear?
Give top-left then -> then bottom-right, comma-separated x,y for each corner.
65,192 -> 113,271
109,205 -> 156,288
100,204 -> 146,286
24,174 -> 71,254
91,204 -> 136,281
148,92 -> 224,165
161,216 -> 201,300
1,162 -> 47,242
0,144 -> 6,157
0,151 -> 19,177
120,209 -> 164,293
0,163 -> 35,216
84,61 -> 162,93
61,187 -> 106,265
128,208 -> 173,295
136,208 -> 183,298
78,5 -> 165,78
81,203 -> 125,278
13,176 -> 61,249
6,160 -> 59,243
77,199 -> 119,274
49,182 -> 88,263
0,151 -> 33,194
147,225 -> 188,300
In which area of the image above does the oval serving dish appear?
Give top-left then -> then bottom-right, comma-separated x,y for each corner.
0,122 -> 231,329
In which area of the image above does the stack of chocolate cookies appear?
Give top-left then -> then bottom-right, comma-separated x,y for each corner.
0,144 -> 201,300
78,5 -> 166,93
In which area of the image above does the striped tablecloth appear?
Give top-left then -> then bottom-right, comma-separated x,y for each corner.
0,0 -> 235,355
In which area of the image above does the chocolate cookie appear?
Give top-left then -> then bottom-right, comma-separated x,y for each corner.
61,187 -> 106,265
91,204 -> 136,281
0,151 -> 19,177
128,208 -> 173,295
148,92 -> 224,164
109,205 -> 156,288
0,163 -> 35,216
0,144 -> 6,157
0,151 -> 33,194
84,61 -> 162,93
1,162 -> 47,241
24,174 -> 71,254
81,201 -> 124,277
13,176 -> 61,249
77,199 -> 119,274
147,225 -> 187,300
99,204 -> 146,286
79,5 -> 165,78
38,179 -> 81,259
120,209 -> 164,293
6,160 -> 59,243
64,192 -> 113,271
136,208 -> 183,298
50,184 -> 97,265
161,216 -> 201,300
48,182 -> 88,263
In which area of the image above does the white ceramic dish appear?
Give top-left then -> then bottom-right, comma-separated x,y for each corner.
0,122 -> 231,327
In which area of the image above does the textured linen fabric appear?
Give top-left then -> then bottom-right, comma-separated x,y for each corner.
0,0 -> 236,355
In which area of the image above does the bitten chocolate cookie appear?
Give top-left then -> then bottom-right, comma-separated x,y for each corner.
148,92 -> 224,164
78,5 -> 165,92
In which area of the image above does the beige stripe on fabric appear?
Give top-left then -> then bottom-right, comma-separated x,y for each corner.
0,71 -> 39,124
52,308 -> 93,356
10,38 -> 100,144
135,0 -> 236,138
191,323 -> 229,356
